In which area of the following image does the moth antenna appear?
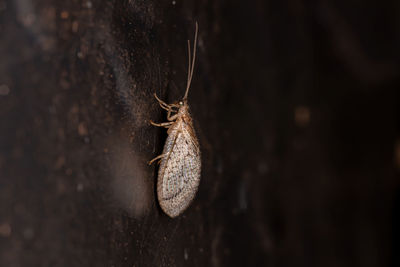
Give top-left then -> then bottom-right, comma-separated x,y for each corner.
183,22 -> 198,101
187,40 -> 191,92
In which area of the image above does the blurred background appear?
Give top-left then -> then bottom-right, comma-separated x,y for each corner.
1,0 -> 399,266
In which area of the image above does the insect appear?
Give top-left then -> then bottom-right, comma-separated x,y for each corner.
149,23 -> 201,218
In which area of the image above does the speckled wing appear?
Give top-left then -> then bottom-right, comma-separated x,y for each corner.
157,121 -> 201,218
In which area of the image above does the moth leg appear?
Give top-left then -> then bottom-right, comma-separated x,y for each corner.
153,93 -> 174,110
154,93 -> 168,106
169,103 -> 180,108
158,101 -> 171,111
154,93 -> 181,114
148,153 -> 168,165
167,110 -> 178,121
150,120 -> 173,128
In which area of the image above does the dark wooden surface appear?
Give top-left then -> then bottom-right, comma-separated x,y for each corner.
1,0 -> 399,266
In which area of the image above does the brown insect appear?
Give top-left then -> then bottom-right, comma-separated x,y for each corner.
149,23 -> 201,218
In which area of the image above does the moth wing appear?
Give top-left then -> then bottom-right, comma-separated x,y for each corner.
157,124 -> 201,217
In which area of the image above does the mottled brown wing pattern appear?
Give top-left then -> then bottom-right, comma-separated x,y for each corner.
157,121 -> 201,217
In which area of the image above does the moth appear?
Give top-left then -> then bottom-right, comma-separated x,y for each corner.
149,23 -> 201,218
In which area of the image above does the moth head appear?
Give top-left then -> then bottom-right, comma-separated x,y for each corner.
176,100 -> 190,117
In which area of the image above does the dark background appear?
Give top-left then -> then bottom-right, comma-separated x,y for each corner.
1,0 -> 399,266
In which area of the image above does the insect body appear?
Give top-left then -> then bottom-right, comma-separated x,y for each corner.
149,23 -> 200,218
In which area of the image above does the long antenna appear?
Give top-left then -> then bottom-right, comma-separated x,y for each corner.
183,22 -> 198,101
